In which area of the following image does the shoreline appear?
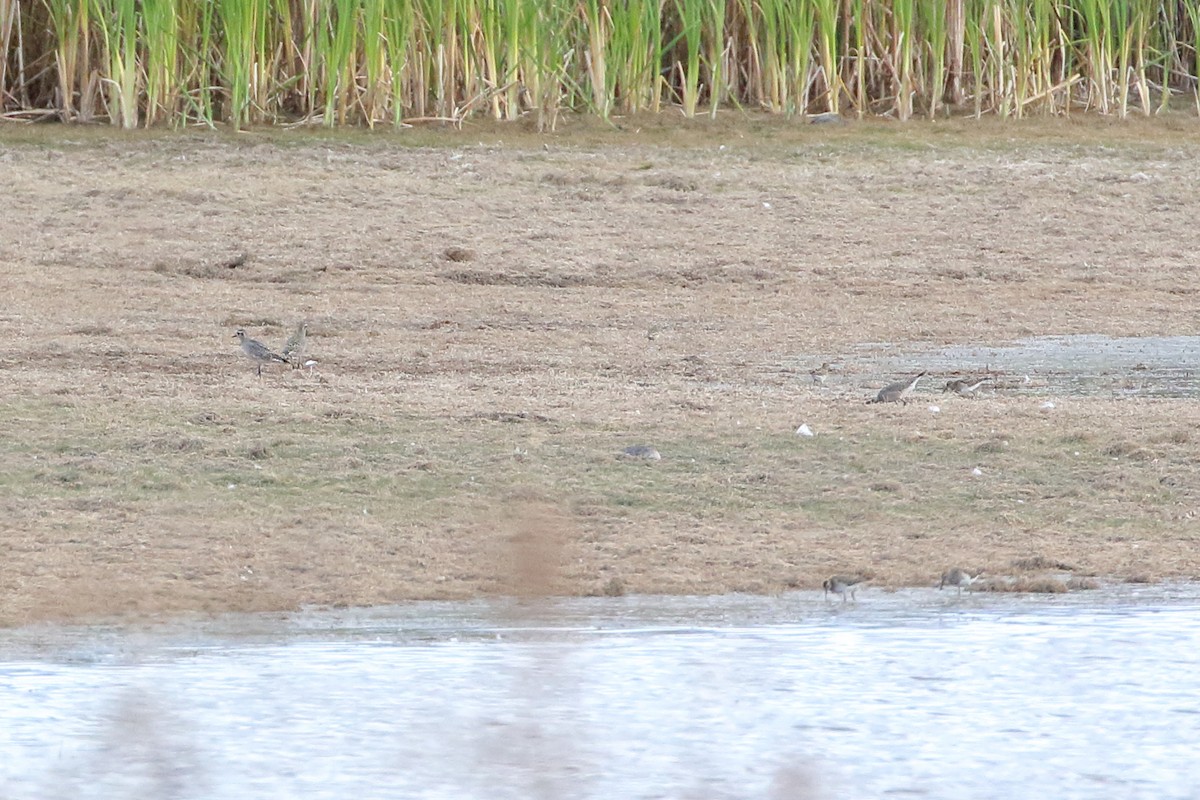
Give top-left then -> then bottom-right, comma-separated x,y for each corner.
2,121 -> 1199,627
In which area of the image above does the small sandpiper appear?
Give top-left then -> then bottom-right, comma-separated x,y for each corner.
939,567 -> 981,597
868,371 -> 927,404
234,328 -> 290,376
822,575 -> 865,603
943,377 -> 988,398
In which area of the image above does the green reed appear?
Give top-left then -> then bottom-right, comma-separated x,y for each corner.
141,0 -> 180,125
3,0 -> 1198,128
492,0 -> 522,120
963,2 -> 985,116
752,0 -> 779,111
320,0 -> 359,124
609,0 -> 662,114
90,0 -> 138,128
919,0 -> 948,118
1008,0 -> 1030,115
753,0 -> 815,114
702,0 -> 726,117
580,0 -> 609,116
43,0 -> 89,119
672,0 -> 702,117
886,0 -> 910,120
381,0 -> 412,125
215,0 -> 266,127
809,0 -> 839,113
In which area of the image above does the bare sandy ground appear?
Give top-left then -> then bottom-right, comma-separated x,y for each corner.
2,114 -> 1199,626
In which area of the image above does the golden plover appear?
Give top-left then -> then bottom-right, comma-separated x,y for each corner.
868,371 -> 927,404
822,575 -> 865,603
943,377 -> 988,398
281,321 -> 308,369
234,328 -> 289,376
939,567 -> 981,596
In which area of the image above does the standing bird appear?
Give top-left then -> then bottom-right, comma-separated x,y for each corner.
939,568 -> 981,597
281,321 -> 308,369
943,377 -> 988,398
868,371 -> 927,404
822,575 -> 865,603
809,362 -> 835,385
234,328 -> 290,376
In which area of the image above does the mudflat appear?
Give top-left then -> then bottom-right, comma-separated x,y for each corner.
2,115 -> 1198,626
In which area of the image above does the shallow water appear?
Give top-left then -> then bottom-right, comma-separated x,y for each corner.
852,334 -> 1200,398
3,585 -> 1200,800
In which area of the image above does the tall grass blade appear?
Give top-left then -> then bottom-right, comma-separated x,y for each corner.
142,0 -> 180,126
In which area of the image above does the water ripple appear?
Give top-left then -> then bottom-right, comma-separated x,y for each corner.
2,585 -> 1200,800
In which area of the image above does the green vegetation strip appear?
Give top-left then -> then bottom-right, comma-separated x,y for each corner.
0,396 -> 1185,538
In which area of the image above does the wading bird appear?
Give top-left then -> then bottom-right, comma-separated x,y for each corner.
822,575 -> 865,603
939,568 -> 981,597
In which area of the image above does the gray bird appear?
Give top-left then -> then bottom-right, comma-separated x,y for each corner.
868,371 -> 927,404
822,575 -> 865,603
943,377 -> 988,398
939,567 -> 981,596
281,321 -> 308,369
234,328 -> 289,376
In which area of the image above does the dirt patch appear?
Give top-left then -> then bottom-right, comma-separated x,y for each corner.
2,115 -> 1200,626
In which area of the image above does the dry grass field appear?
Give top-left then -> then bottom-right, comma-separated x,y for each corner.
2,114 -> 1199,626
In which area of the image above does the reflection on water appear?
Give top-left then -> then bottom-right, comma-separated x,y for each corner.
853,335 -> 1200,398
3,585 -> 1200,800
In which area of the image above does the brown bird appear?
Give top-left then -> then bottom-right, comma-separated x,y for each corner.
281,321 -> 308,369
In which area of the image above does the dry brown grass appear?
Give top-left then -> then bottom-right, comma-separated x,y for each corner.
2,115 -> 1200,626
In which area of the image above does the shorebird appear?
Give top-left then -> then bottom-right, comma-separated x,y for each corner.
281,321 -> 308,369
939,568 -> 981,597
809,362 -> 835,385
234,328 -> 289,376
943,377 -> 988,398
868,371 -> 927,404
822,575 -> 865,603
